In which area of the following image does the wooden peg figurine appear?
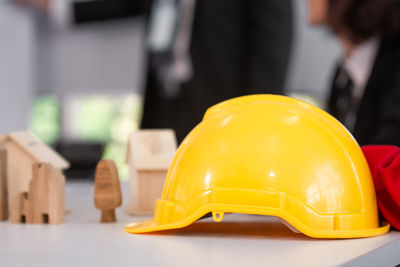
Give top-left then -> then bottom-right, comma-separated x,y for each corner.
94,160 -> 122,223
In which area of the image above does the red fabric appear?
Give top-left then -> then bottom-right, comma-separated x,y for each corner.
362,145 -> 400,230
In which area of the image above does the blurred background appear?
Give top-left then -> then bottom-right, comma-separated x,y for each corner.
0,0 -> 342,179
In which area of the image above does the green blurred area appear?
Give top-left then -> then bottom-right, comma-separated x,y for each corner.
30,95 -> 61,144
30,94 -> 142,180
78,97 -> 116,142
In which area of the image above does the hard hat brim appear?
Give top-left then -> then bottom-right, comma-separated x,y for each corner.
125,204 -> 390,238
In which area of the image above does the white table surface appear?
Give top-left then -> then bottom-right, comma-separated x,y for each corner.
1,181 -> 399,267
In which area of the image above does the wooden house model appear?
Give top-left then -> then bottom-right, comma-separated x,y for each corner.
10,162 -> 65,224
125,129 -> 177,215
2,131 -> 69,219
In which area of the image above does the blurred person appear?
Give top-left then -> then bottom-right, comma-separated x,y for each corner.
142,0 -> 293,142
308,0 -> 400,146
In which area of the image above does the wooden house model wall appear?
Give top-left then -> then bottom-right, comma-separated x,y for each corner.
10,163 -> 65,224
125,130 -> 177,215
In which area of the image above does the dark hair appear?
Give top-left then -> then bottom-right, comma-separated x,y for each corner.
327,0 -> 400,43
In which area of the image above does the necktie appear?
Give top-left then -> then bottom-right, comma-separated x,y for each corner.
333,68 -> 357,132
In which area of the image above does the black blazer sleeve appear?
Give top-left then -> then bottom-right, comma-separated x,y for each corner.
371,67 -> 400,145
73,0 -> 153,24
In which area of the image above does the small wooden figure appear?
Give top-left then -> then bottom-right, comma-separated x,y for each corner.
3,131 -> 69,221
124,130 -> 177,215
10,163 -> 65,224
94,160 -> 122,223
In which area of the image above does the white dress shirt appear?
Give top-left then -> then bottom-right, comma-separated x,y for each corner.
340,38 -> 380,130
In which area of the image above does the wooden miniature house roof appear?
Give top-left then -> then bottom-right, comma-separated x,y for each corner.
126,129 -> 177,170
6,131 -> 70,170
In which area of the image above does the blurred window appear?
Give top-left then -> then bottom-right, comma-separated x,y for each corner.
30,95 -> 61,144
30,93 -> 142,180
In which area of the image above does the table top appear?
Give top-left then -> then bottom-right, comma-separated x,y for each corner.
1,181 -> 399,267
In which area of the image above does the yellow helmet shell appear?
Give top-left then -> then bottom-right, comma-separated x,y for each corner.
126,95 -> 389,238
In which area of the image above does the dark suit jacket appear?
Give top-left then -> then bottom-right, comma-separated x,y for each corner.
73,0 -> 293,142
142,0 -> 293,142
329,35 -> 400,146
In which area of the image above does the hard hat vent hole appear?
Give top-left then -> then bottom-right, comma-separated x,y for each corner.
212,212 -> 224,222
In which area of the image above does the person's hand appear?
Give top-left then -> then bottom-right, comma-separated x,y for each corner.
17,0 -> 50,12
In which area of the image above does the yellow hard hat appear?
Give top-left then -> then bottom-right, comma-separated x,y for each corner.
125,95 -> 389,238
